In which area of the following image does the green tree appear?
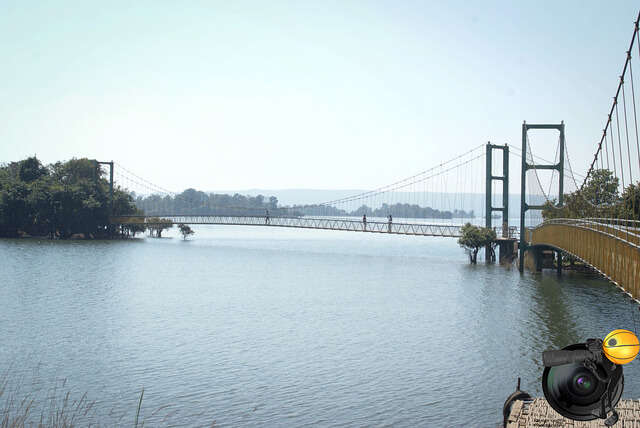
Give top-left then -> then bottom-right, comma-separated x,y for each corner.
457,223 -> 496,264
0,181 -> 30,236
583,169 -> 619,205
268,196 -> 278,209
620,182 -> 640,220
178,223 -> 194,240
18,157 -> 48,182
542,169 -> 620,220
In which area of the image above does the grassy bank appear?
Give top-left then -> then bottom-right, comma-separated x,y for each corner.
0,372 -> 214,427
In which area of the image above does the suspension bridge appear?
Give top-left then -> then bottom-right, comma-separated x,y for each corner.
108,143 -> 501,239
106,13 -> 640,301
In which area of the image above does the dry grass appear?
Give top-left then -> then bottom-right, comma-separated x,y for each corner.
0,370 -> 100,428
0,371 -> 149,428
0,369 -> 217,427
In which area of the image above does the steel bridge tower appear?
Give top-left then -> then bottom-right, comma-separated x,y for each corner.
518,121 -> 564,272
485,143 -> 509,231
485,143 -> 509,261
95,160 -> 114,236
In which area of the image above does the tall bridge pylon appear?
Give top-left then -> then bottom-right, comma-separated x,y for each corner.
485,143 -> 509,230
95,160 -> 114,214
518,121 -> 565,272
485,142 -> 509,261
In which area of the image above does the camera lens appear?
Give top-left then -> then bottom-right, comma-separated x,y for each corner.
571,372 -> 595,396
546,365 -> 603,405
542,343 -> 623,421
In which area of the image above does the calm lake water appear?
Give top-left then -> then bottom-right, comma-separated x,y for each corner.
1,225 -> 639,427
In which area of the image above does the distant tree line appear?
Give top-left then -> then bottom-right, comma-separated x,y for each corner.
0,157 -> 139,238
134,189 -> 292,216
135,189 -> 475,219
292,203 -> 473,219
135,190 -> 475,220
349,203 -> 473,219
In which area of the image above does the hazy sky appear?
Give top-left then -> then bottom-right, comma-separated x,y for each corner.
1,1 -> 639,192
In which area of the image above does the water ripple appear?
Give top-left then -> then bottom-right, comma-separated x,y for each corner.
1,228 -> 639,426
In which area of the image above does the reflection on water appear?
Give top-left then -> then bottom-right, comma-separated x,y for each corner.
0,225 -> 638,426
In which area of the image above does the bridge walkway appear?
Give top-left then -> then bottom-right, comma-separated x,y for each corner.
111,215 -> 468,238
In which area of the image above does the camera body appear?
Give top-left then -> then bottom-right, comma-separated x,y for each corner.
542,339 -> 623,425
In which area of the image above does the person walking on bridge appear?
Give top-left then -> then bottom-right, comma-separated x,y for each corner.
388,214 -> 392,233
362,214 -> 367,231
265,209 -> 270,225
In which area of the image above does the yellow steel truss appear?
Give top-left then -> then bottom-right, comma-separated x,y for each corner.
530,219 -> 640,300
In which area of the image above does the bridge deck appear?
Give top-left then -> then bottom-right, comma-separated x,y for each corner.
111,215 -> 466,237
506,398 -> 640,427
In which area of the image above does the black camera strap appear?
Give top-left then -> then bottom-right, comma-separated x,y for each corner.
603,378 -> 619,426
582,358 -> 619,425
583,358 -> 609,383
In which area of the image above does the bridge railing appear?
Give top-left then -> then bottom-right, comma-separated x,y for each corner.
110,215 -> 467,237
529,218 -> 640,249
579,217 -> 640,229
492,225 -> 519,239
528,217 -> 640,300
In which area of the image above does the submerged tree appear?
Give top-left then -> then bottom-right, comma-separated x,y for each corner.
457,223 -> 496,264
121,216 -> 146,237
146,217 -> 173,237
178,223 -> 194,240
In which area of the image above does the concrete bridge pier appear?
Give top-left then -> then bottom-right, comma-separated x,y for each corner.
521,245 -> 563,274
495,238 -> 518,264
523,246 -> 542,272
556,251 -> 562,275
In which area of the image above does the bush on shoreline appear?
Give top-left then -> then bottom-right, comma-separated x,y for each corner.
0,157 -> 139,239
